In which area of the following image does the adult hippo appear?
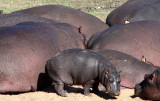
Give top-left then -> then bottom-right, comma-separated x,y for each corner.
46,48 -> 120,97
97,50 -> 159,89
11,5 -> 109,41
88,21 -> 160,66
0,13 -> 60,27
106,0 -> 160,26
0,22 -> 85,93
135,69 -> 160,100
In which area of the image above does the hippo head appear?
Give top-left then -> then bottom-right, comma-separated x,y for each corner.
135,69 -> 160,100
101,69 -> 121,96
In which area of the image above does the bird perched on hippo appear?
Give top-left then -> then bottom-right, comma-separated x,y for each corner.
106,0 -> 160,26
88,20 -> 160,66
96,50 -> 159,90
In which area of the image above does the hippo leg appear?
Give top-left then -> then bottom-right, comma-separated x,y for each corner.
83,80 -> 95,96
54,82 -> 67,97
92,82 -> 99,94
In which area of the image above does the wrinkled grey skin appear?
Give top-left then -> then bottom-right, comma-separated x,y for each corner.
106,0 -> 160,26
0,22 -> 85,93
135,69 -> 160,100
97,50 -> 159,90
46,48 -> 120,97
12,5 -> 109,41
0,13 -> 60,27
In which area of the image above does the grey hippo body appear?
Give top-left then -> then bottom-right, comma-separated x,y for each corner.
106,0 -> 160,26
0,22 -> 85,93
135,69 -> 160,100
46,48 -> 120,97
12,5 -> 109,41
0,13 -> 60,27
97,50 -> 159,89
88,21 -> 160,66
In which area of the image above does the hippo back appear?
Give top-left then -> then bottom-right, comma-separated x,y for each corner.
12,5 -> 109,41
106,0 -> 160,26
0,13 -> 60,27
88,21 -> 160,66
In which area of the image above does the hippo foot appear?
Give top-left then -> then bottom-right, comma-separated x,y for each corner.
83,80 -> 95,96
84,91 -> 91,96
54,83 -> 67,97
58,90 -> 67,97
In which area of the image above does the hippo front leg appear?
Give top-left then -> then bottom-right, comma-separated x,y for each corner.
92,82 -> 99,94
83,80 -> 95,96
54,83 -> 67,97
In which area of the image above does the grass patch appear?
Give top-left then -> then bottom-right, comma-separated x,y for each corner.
0,0 -> 127,21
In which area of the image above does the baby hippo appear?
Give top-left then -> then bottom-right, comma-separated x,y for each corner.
46,48 -> 120,97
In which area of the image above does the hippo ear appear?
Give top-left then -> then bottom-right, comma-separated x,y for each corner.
119,70 -> 122,74
151,73 -> 156,82
105,70 -> 109,74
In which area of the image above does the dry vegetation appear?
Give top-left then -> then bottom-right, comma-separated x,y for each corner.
0,0 -> 127,22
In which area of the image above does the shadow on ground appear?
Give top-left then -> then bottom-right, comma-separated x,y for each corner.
43,84 -> 116,100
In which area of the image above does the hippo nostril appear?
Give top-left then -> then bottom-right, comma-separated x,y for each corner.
114,91 -> 120,96
108,91 -> 120,96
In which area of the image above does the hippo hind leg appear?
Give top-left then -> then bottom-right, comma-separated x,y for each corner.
83,80 -> 95,96
54,82 -> 67,97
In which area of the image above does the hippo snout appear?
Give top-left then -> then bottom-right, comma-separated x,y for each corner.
134,83 -> 142,96
108,91 -> 120,96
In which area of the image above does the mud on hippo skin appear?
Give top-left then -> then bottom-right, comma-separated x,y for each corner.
46,48 -> 120,97
135,69 -> 160,100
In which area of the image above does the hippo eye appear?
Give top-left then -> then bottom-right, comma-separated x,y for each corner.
117,78 -> 121,83
109,78 -> 114,83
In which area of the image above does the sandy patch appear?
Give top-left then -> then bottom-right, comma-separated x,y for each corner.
0,85 -> 151,101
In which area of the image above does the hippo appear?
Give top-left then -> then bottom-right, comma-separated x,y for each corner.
46,48 -> 120,97
135,69 -> 160,100
0,22 -> 85,93
0,13 -> 60,27
97,50 -> 159,89
88,21 -> 160,66
11,5 -> 109,41
106,0 -> 160,26
0,10 -> 2,14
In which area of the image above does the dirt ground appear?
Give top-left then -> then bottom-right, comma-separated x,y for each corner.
0,85 -> 151,101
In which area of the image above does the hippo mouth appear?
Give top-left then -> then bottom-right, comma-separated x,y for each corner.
108,91 -> 120,96
107,86 -> 120,96
134,83 -> 142,96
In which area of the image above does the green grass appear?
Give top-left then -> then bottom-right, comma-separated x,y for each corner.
0,0 -> 127,22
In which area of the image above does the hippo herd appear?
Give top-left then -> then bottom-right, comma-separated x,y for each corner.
0,0 -> 160,100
